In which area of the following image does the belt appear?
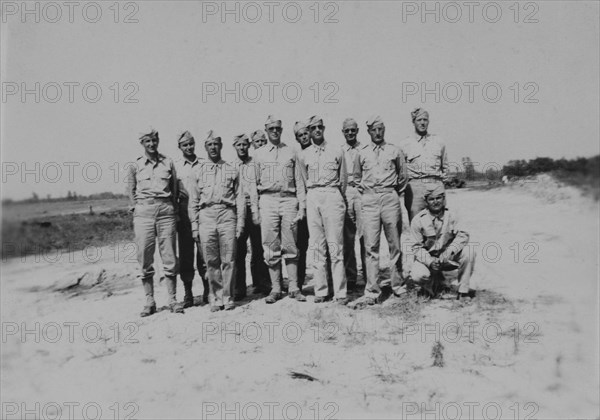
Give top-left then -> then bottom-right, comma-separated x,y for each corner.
307,186 -> 339,191
136,197 -> 172,204
363,187 -> 397,194
259,191 -> 295,197
199,203 -> 234,210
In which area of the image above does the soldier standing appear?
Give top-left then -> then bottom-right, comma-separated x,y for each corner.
188,131 -> 245,311
399,108 -> 448,221
299,116 -> 348,304
352,116 -> 408,307
232,133 -> 269,298
253,115 -> 306,303
174,130 -> 208,307
127,129 -> 183,316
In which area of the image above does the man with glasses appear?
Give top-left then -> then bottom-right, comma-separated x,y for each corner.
351,116 -> 408,308
341,118 -> 367,292
399,108 -> 448,221
253,115 -> 306,303
298,116 -> 348,304
409,184 -> 475,300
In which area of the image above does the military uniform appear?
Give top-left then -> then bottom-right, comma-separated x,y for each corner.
410,204 -> 474,295
253,116 -> 306,300
188,148 -> 244,309
174,154 -> 208,305
399,122 -> 448,221
234,152 -> 269,297
299,132 -> 348,301
342,139 -> 367,288
127,136 -> 180,315
355,117 -> 408,300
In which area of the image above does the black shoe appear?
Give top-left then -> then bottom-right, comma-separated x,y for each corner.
234,294 -> 246,302
140,304 -> 156,317
170,302 -> 185,314
210,305 -> 223,312
335,297 -> 350,305
183,295 -> 194,309
202,292 -> 210,304
224,302 -> 236,311
314,296 -> 326,303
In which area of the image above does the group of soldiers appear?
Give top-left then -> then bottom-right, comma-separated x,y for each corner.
126,108 -> 476,317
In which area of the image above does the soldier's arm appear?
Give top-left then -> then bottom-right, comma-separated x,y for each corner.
354,151 -> 363,192
440,141 -> 449,181
294,152 -> 307,215
440,212 -> 469,261
411,218 -> 435,267
188,170 -> 200,237
235,171 -> 245,237
339,149 -> 348,197
396,148 -> 408,193
125,163 -> 136,210
247,163 -> 260,219
170,161 -> 179,214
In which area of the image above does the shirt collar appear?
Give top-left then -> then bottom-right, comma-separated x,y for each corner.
371,141 -> 386,150
344,141 -> 360,151
183,156 -> 201,166
144,153 -> 165,165
414,132 -> 431,142
313,140 -> 327,152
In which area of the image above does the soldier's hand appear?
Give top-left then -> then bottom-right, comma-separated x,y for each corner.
129,205 -> 135,214
252,211 -> 261,226
430,258 -> 441,271
193,232 -> 201,243
236,227 -> 243,239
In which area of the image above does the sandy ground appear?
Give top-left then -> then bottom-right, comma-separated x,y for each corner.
1,181 -> 599,420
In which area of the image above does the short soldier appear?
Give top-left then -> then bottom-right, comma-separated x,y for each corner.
174,130 -> 209,307
399,108 -> 448,221
250,130 -> 268,150
341,118 -> 367,291
299,116 -> 348,304
188,131 -> 245,311
410,184 -> 475,300
232,133 -> 269,298
293,120 -> 312,292
352,116 -> 408,307
127,129 -> 183,316
253,115 -> 306,304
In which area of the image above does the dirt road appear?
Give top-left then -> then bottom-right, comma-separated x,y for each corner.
1,183 -> 598,419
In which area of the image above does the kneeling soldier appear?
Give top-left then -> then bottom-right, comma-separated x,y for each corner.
189,131 -> 245,311
410,184 -> 475,299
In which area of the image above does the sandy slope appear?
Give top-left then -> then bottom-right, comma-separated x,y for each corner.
1,184 -> 599,419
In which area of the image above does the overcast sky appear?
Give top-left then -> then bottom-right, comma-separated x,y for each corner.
1,1 -> 599,200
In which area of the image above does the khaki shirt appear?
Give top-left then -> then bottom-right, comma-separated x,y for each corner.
233,156 -> 259,211
253,141 -> 306,211
126,153 -> 178,207
342,141 -> 365,187
299,140 -> 347,192
174,156 -> 204,201
355,141 -> 408,192
399,133 -> 448,181
411,208 -> 469,267
188,159 -> 245,234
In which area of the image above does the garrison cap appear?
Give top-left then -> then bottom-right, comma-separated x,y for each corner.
411,108 -> 429,122
424,183 -> 445,199
265,115 -> 282,128
178,130 -> 194,144
307,115 -> 324,127
293,120 -> 309,135
205,130 -> 221,143
366,115 -> 384,128
251,130 -> 267,141
139,129 -> 159,142
233,133 -> 250,144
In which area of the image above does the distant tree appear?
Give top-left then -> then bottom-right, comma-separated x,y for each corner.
32,192 -> 39,202
462,157 -> 475,180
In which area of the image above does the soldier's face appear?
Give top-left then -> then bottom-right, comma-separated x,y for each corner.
368,124 -> 385,144
141,137 -> 159,155
426,194 -> 446,213
266,126 -> 282,142
205,139 -> 222,160
295,128 -> 311,147
342,124 -> 358,143
234,140 -> 250,159
414,116 -> 429,134
252,136 -> 267,149
178,139 -> 195,158
309,124 -> 325,142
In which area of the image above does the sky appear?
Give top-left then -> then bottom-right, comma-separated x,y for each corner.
1,0 -> 599,200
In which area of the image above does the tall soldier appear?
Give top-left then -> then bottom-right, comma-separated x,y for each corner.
341,118 -> 367,291
299,116 -> 348,304
399,108 -> 448,221
127,129 -> 183,316
293,120 -> 311,293
174,130 -> 209,307
253,115 -> 306,304
188,131 -> 245,311
352,116 -> 408,307
232,133 -> 269,298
